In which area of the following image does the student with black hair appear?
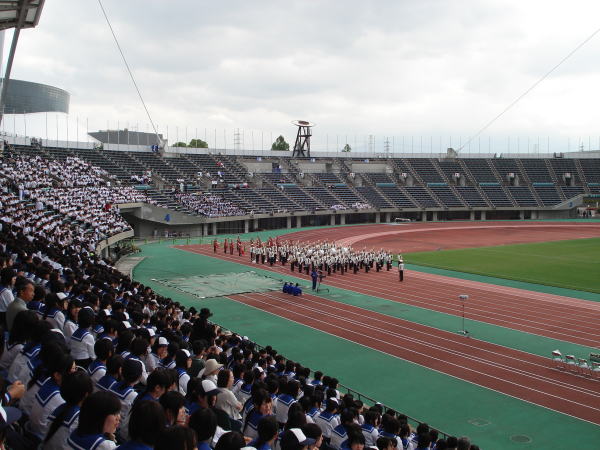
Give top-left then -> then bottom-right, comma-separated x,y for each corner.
127,337 -> 150,385
331,408 -> 357,450
276,379 -> 299,427
6,277 -> 34,331
306,391 -> 323,423
136,367 -> 171,403
310,371 -> 323,387
314,397 -> 340,444
248,415 -> 278,450
302,423 -> 323,450
159,390 -> 187,427
0,267 -> 16,328
280,428 -> 316,450
118,400 -> 167,450
236,369 -> 254,405
154,425 -> 196,450
97,354 -> 124,393
361,410 -> 380,447
42,292 -> 66,330
214,431 -> 246,450
63,298 -> 82,340
243,388 -> 273,440
397,423 -> 412,450
344,425 -> 365,450
375,436 -> 394,450
175,349 -> 192,395
44,370 -> 94,450
89,339 -> 113,386
189,407 -> 218,450
67,391 -> 121,449
215,369 -> 242,422
110,358 -> 141,441
0,309 -> 37,372
70,307 -> 96,368
29,348 -> 75,439
159,342 -> 179,370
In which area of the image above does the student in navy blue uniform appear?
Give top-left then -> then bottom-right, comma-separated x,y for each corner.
44,371 -> 94,450
89,339 -> 113,387
117,400 -> 167,450
360,410 -> 380,448
68,391 -> 121,450
70,307 -> 96,368
283,283 -> 290,294
136,368 -> 171,403
110,359 -> 142,442
97,355 -> 124,393
248,415 -> 278,450
243,389 -> 273,440
311,269 -> 318,290
331,409 -> 356,450
189,407 -> 217,450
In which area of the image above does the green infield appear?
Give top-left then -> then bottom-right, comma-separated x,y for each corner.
405,237 -> 600,293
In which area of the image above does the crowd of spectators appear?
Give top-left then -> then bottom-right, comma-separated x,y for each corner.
0,155 -> 156,250
174,193 -> 246,218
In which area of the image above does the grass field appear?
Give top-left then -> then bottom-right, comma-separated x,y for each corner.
405,237 -> 600,293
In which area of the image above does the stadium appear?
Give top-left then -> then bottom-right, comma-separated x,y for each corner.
0,2 -> 599,450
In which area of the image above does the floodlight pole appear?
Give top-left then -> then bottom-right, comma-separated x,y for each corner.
458,294 -> 469,336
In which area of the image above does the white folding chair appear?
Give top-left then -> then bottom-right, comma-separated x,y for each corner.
591,362 -> 600,380
564,354 -> 578,373
577,358 -> 592,376
551,350 -> 564,369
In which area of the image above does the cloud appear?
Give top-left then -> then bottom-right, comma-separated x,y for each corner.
6,0 -> 600,152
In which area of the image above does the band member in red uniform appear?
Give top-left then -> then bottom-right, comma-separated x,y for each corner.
229,240 -> 234,255
213,239 -> 218,253
223,238 -> 228,253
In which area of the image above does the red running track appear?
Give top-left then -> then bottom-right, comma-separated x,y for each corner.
180,244 -> 600,348
226,290 -> 600,425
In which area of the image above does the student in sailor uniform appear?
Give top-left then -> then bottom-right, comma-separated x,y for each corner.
248,415 -> 279,450
276,379 -> 300,427
44,370 -> 94,450
0,267 -> 16,328
127,338 -> 150,385
149,337 -> 169,371
88,339 -> 113,387
41,292 -> 66,330
63,299 -> 82,341
360,410 -> 380,448
29,350 -> 76,439
158,342 -> 178,370
110,358 -> 141,442
304,391 -> 323,424
96,355 -> 124,393
314,398 -> 340,443
378,417 -> 402,449
189,407 -> 218,450
136,368 -> 172,403
243,389 -> 273,440
175,349 -> 192,395
118,399 -> 168,450
67,391 -> 121,450
330,409 -> 356,450
70,307 -> 96,368
0,309 -> 36,372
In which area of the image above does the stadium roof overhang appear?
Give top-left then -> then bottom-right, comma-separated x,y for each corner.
0,0 -> 45,31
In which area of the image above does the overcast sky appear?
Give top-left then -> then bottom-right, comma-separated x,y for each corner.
5,0 -> 600,153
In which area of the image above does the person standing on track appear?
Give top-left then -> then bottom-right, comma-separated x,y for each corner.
311,268 -> 318,290
213,239 -> 218,253
398,258 -> 404,282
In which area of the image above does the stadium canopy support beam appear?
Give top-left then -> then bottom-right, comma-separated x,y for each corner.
422,211 -> 427,222
519,210 -> 525,220
340,214 -> 346,225
375,212 -> 380,223
244,219 -> 250,234
330,215 -> 335,226
0,0 -> 30,125
212,222 -> 217,235
253,218 -> 258,230
481,210 -> 486,221
385,212 -> 391,222
433,211 -> 438,221
470,211 -> 475,221
286,216 -> 292,229
295,216 -> 301,228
